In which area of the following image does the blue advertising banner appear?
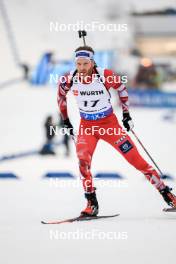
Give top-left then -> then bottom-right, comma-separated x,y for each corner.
128,90 -> 176,108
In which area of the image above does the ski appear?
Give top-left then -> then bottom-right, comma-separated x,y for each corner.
163,208 -> 176,212
41,213 -> 119,225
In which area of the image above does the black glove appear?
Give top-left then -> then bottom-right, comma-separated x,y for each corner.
63,118 -> 74,136
122,112 -> 134,132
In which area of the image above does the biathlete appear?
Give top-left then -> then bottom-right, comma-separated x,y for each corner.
57,45 -> 176,216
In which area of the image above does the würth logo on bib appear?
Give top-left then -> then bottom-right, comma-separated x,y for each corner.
73,90 -> 78,96
80,90 -> 104,96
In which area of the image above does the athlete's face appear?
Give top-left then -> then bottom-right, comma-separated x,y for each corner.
76,58 -> 94,77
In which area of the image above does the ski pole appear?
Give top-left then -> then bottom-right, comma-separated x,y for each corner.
131,129 -> 164,176
71,134 -> 77,145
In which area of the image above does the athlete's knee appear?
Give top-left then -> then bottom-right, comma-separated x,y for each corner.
79,159 -> 91,177
137,161 -> 150,172
77,147 -> 91,163
79,159 -> 90,168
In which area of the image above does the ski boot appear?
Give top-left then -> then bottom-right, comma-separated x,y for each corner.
81,191 -> 99,216
160,186 -> 176,208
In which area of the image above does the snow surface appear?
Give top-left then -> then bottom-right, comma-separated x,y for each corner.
0,82 -> 176,264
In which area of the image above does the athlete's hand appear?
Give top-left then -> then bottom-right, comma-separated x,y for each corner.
63,118 -> 74,136
122,112 -> 134,131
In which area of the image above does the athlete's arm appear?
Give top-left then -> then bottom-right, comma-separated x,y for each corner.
104,69 -> 129,113
104,69 -> 134,131
57,74 -> 74,135
57,75 -> 70,120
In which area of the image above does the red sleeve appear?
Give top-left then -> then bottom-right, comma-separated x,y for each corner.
57,74 -> 71,120
104,69 -> 129,113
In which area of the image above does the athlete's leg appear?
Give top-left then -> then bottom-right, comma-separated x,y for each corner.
99,114 -> 166,191
76,123 -> 98,193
